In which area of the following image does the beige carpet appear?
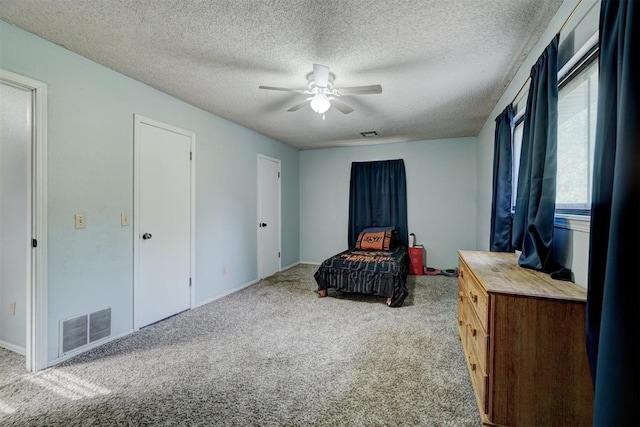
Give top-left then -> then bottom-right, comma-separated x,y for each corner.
0,347 -> 26,389
0,264 -> 481,426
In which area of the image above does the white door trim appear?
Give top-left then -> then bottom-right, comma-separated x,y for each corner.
133,115 -> 196,330
0,69 -> 48,372
256,154 -> 281,279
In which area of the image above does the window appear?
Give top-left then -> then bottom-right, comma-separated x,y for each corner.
511,113 -> 524,212
556,56 -> 598,213
510,44 -> 598,220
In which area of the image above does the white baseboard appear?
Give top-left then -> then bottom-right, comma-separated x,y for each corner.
195,262 -> 316,307
195,278 -> 259,308
300,261 -> 321,266
0,340 -> 26,355
280,261 -> 300,271
47,329 -> 133,367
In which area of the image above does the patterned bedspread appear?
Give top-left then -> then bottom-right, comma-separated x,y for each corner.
314,245 -> 409,307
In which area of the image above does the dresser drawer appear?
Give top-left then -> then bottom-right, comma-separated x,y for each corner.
466,348 -> 489,415
458,261 -> 470,300
460,267 -> 489,333
457,288 -> 468,338
464,303 -> 490,374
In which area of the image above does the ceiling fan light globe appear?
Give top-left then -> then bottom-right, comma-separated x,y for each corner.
310,96 -> 331,114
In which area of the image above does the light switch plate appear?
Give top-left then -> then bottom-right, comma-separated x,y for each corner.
121,213 -> 130,226
75,213 -> 86,229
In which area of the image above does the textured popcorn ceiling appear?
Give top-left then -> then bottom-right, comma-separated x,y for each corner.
0,0 -> 562,149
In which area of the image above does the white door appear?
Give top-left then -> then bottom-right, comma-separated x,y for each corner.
0,82 -> 30,355
257,155 -> 281,279
0,70 -> 47,372
134,116 -> 193,329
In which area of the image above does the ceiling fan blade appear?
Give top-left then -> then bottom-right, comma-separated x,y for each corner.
331,98 -> 354,114
287,101 -> 308,112
313,64 -> 330,88
336,85 -> 382,95
259,85 -> 307,93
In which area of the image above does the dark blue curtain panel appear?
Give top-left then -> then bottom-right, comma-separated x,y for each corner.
511,35 -> 569,279
586,1 -> 640,425
490,104 -> 514,252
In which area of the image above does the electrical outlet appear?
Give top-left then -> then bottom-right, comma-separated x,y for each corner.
121,213 -> 130,226
222,265 -> 227,275
75,213 -> 86,229
9,301 -> 16,316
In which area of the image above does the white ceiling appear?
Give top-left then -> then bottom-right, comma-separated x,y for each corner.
0,0 -> 563,150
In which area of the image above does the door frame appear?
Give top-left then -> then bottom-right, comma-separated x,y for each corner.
0,69 -> 48,372
133,115 -> 196,330
256,154 -> 281,279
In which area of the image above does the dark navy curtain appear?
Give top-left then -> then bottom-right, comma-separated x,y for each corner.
490,104 -> 514,252
511,35 -> 569,278
348,159 -> 408,248
586,1 -> 640,425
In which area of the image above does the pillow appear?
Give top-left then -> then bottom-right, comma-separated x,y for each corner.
361,226 -> 398,249
355,230 -> 394,251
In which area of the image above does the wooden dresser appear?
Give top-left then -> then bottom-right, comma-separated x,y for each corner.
457,250 -> 593,426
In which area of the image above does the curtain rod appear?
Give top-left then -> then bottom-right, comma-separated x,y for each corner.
510,0 -> 585,105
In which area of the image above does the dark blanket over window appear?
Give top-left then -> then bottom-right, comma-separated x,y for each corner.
348,159 -> 408,248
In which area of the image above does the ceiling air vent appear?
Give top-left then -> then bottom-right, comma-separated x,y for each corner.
360,131 -> 379,137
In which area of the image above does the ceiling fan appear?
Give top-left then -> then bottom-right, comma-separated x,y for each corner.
259,64 -> 382,117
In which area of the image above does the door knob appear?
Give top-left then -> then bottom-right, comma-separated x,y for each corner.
142,233 -> 152,240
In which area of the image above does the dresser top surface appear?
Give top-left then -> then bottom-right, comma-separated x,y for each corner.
458,250 -> 587,301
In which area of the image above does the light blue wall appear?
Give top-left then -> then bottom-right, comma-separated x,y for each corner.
0,20 -> 299,362
300,138 -> 477,269
474,0 -> 599,288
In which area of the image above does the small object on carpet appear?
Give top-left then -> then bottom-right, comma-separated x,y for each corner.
423,267 -> 459,277
423,267 -> 442,276
441,268 -> 459,277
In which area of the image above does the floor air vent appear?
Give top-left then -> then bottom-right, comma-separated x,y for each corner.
61,315 -> 88,354
89,308 -> 111,342
60,308 -> 111,356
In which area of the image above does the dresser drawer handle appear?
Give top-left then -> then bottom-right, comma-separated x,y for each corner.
459,269 -> 464,278
458,291 -> 464,302
467,323 -> 477,336
470,292 -> 478,304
